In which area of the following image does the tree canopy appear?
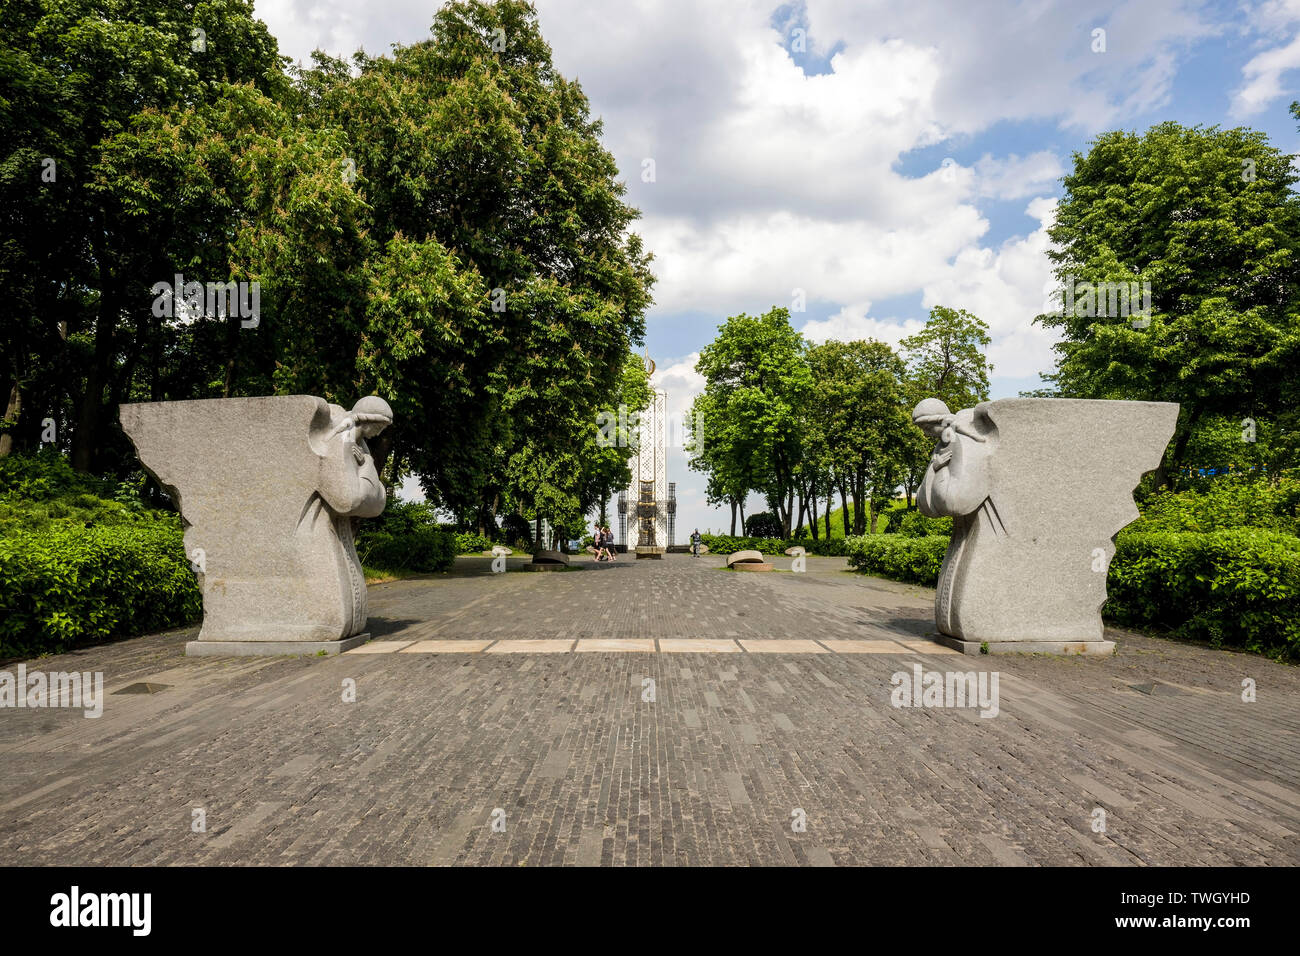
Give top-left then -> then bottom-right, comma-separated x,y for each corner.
1,0 -> 654,542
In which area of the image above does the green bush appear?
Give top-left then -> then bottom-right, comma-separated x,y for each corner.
700,533 -> 853,557
845,534 -> 948,585
352,498 -> 457,572
0,523 -> 202,659
453,531 -> 493,553
1130,475 -> 1300,536
355,528 -> 457,573
897,511 -> 953,538
700,534 -> 793,555
1107,529 -> 1300,660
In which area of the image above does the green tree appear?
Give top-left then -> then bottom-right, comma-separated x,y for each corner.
305,0 -> 654,526
0,0 -> 289,469
1036,121 -> 1300,486
692,307 -> 812,537
807,339 -> 910,534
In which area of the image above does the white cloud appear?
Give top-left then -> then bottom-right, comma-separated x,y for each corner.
799,306 -> 927,347
1232,33 -> 1300,116
920,197 -> 1063,378
974,152 -> 1067,200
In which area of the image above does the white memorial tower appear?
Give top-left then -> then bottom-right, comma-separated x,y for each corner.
617,351 -> 675,557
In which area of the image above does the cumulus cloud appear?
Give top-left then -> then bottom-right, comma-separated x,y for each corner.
920,197 -> 1063,378
799,306 -> 927,348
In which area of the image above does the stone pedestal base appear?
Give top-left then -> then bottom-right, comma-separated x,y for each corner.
937,635 -> 1115,656
185,633 -> 370,657
731,562 -> 773,572
635,547 -> 665,559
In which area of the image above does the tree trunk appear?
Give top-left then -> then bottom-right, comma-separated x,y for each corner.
729,499 -> 737,536
1158,408 -> 1200,491
808,488 -> 819,541
0,379 -> 20,458
370,431 -> 394,485
73,231 -> 120,473
838,483 -> 850,537
824,490 -> 833,539
738,497 -> 747,536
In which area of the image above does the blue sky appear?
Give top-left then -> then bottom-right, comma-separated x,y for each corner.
257,0 -> 1300,534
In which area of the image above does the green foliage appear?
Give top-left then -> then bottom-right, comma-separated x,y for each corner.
1130,475 -> 1300,535
899,306 -> 992,412
844,534 -> 948,585
699,533 -> 850,557
1107,529 -> 1300,660
353,499 -> 456,573
453,531 -> 495,553
690,307 -> 812,536
0,452 -> 174,534
0,523 -> 201,658
897,511 -> 953,537
1037,121 -> 1300,482
744,512 -> 783,538
356,529 -> 457,575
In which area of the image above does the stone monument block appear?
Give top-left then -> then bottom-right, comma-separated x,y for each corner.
119,394 -> 393,656
524,549 -> 574,571
727,549 -> 773,572
912,397 -> 1177,655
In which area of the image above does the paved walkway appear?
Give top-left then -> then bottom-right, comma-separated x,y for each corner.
1,554 -> 1297,865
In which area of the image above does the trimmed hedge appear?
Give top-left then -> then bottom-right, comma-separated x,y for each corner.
0,523 -> 202,659
1107,529 -> 1300,660
354,527 -> 458,573
846,529 -> 1300,660
700,533 -> 852,557
845,533 -> 948,585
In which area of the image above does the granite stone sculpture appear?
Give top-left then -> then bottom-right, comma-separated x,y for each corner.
119,394 -> 393,656
726,549 -> 773,571
911,397 -> 1178,655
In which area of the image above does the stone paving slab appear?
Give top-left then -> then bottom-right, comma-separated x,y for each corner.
1,553 -> 1297,866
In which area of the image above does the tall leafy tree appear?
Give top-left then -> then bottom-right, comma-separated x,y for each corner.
1036,121 -> 1300,485
0,0 -> 289,469
691,307 -> 811,537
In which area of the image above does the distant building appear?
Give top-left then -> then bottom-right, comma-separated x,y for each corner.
617,352 -> 673,557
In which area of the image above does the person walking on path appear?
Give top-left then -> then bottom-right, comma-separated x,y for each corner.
594,522 -> 609,561
603,525 -> 618,561
691,528 -> 702,557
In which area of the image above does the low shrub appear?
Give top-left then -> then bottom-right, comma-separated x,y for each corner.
0,523 -> 201,659
897,511 -> 953,538
699,533 -> 853,557
1107,528 -> 1300,660
355,528 -> 457,573
845,533 -> 948,585
699,534 -> 790,555
1129,475 -> 1300,536
453,531 -> 493,554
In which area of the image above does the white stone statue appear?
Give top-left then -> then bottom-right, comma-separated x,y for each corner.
911,397 -> 1178,654
119,394 -> 393,655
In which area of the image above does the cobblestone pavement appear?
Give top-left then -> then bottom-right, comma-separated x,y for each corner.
1,554 -> 1297,865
